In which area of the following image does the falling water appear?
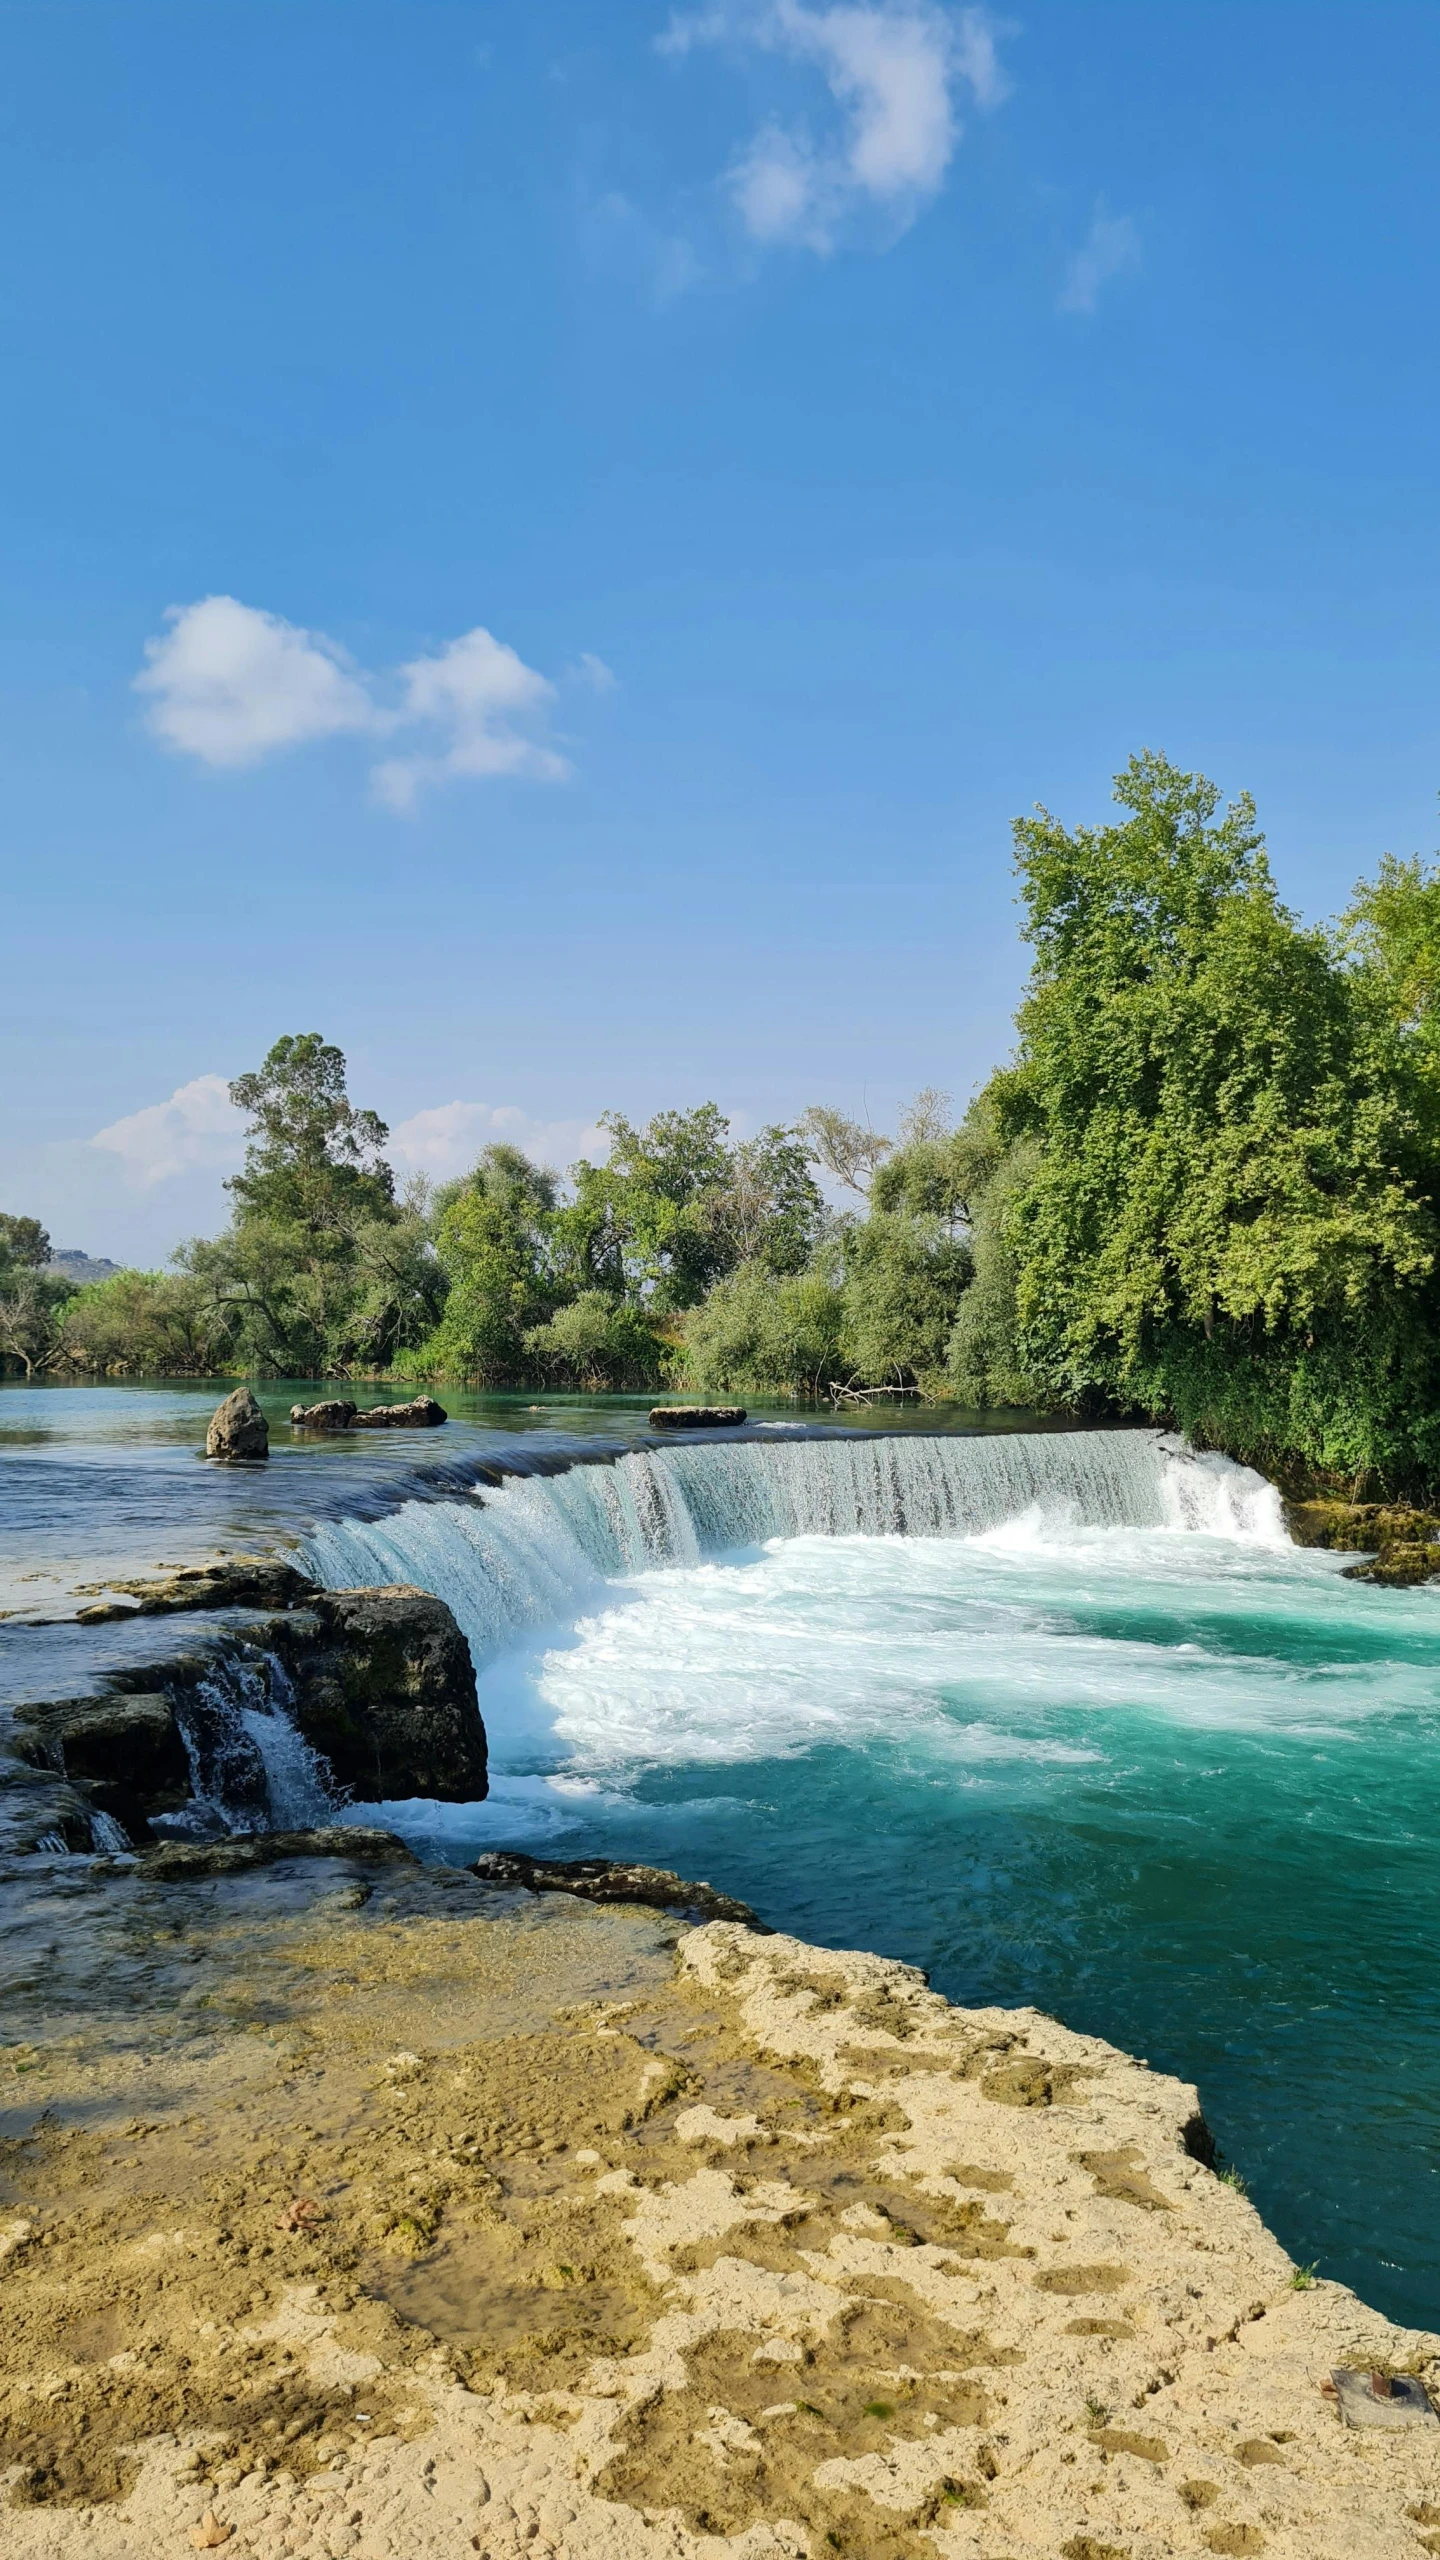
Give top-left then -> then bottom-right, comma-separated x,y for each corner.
304,1426 -> 1285,1672
167,1651 -> 336,1838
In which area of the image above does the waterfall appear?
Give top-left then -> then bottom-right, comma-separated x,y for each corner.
304,1426 -> 1287,1675
163,1651 -> 337,1840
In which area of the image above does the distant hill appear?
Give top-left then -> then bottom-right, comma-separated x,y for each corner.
45,1251 -> 122,1285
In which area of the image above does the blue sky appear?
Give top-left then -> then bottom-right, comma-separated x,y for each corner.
5,1 -> 1440,1260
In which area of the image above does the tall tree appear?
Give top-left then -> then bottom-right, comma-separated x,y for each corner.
987,754 -> 1440,1479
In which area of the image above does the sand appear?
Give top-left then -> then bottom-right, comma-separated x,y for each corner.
1,1844 -> 1438,2559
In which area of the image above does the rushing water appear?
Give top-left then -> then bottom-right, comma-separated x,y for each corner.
307,1428 -> 1440,2329
7,1385 -> 1440,2327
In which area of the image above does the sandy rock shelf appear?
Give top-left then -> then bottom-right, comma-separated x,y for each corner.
0,1851 -> 1437,2560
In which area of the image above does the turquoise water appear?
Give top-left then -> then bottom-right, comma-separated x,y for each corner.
308,1433 -> 1440,2331
8,1387 -> 1440,2330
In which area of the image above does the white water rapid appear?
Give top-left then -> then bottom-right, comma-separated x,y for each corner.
304,1427 -> 1287,1677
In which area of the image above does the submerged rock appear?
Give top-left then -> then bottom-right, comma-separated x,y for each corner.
649,1404 -> 746,1430
204,1386 -> 268,1463
136,1823 -> 417,1879
471,1849 -> 768,1928
269,1585 -> 487,1802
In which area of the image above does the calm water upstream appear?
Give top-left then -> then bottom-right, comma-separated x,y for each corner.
5,1380 -> 1440,2328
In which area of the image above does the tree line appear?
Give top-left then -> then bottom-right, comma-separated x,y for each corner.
10,751 -> 1440,1487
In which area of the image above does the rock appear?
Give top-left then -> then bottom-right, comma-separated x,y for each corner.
137,1824 -> 418,1881
72,1556 -> 317,1617
471,1849 -> 767,1929
649,1405 -> 746,1430
288,1396 -> 447,1430
1283,1497 -> 1440,1587
13,1692 -> 189,1803
205,1387 -> 268,1462
0,1752 -> 97,1859
349,1396 -> 448,1430
268,1587 -> 487,1802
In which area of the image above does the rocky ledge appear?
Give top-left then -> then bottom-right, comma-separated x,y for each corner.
471,1848 -> 767,1928
1283,1497 -> 1440,1588
0,1850 -> 1435,2560
5,1582 -> 486,1854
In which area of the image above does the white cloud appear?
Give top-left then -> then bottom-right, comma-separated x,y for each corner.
576,651 -> 618,692
659,2 -> 1008,253
1058,203 -> 1141,315
134,597 -> 375,768
90,1074 -> 246,1190
389,1103 -> 610,1180
135,601 -> 575,808
85,1078 -> 611,1197
372,628 -> 568,813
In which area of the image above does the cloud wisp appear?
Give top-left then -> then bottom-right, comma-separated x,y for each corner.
87,1082 -> 610,1194
389,1102 -> 610,1180
135,598 -> 581,808
90,1075 -> 247,1190
1058,203 -> 1141,315
659,1 -> 1010,255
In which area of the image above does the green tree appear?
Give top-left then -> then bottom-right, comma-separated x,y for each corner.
839,1213 -> 972,1390
682,1261 -> 846,1397
523,1292 -> 666,1391
185,1033 -> 410,1375
227,1034 -> 394,1231
407,1146 -> 563,1384
57,1267 -> 228,1377
565,1106 -> 824,1309
0,1214 -> 74,1378
989,753 -> 1440,1478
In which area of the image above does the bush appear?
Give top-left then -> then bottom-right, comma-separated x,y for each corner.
682,1262 -> 846,1395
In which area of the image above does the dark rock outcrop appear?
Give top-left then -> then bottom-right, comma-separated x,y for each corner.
137,1825 -> 418,1881
206,1387 -> 268,1462
350,1396 -> 447,1429
268,1586 -> 487,1802
14,1690 -> 189,1795
289,1396 -> 448,1431
471,1849 -> 766,1928
649,1405 -> 746,1430
11,1692 -> 192,1845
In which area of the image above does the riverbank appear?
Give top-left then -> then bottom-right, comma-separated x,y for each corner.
2,1838 -> 1438,2560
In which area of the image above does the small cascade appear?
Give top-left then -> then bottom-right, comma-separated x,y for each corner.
239,1654 -> 335,1832
88,1809 -> 132,1854
305,1426 -> 1288,1676
167,1652 -> 337,1838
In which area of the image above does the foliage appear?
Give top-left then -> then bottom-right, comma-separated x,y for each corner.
57,1268 -> 228,1377
227,1033 -> 394,1231
0,1214 -> 73,1378
682,1261 -> 847,1396
838,1212 -> 972,1390
982,753 -> 1440,1480
796,1105 -> 891,1197
562,1107 -> 825,1311
523,1292 -> 666,1391
406,1147 -> 565,1385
